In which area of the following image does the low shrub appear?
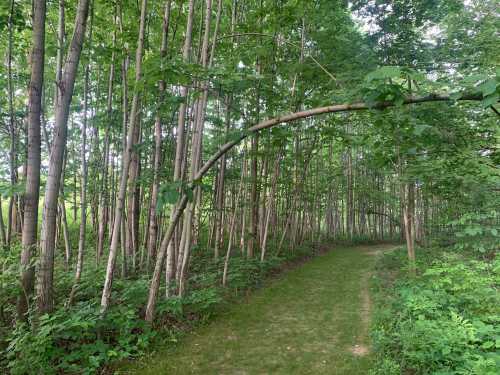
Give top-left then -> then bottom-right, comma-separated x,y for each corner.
371,247 -> 500,375
5,302 -> 155,375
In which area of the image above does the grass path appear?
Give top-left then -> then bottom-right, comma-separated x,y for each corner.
122,244 -> 395,375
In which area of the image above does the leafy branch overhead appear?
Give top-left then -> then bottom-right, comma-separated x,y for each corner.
361,66 -> 500,109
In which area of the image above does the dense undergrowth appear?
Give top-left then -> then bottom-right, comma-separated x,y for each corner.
1,236 -> 380,374
371,244 -> 499,375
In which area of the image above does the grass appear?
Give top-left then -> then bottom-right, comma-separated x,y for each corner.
119,243 -> 396,375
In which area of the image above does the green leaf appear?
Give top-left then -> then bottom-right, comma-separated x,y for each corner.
478,79 -> 497,97
366,66 -> 402,82
481,93 -> 499,108
394,96 -> 405,107
156,182 -> 182,212
481,341 -> 494,349
414,124 -> 431,136
463,73 -> 488,84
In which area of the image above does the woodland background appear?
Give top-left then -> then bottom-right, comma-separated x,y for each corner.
0,0 -> 498,373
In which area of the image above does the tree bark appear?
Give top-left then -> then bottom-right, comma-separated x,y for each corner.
214,97 -> 230,259
68,9 -> 94,306
147,0 -> 172,269
96,10 -> 116,265
261,154 -> 280,262
0,197 -> 6,246
177,0 -> 214,297
222,157 -> 245,286
164,0 -> 196,298
100,0 -> 148,314
7,0 -> 19,245
403,182 -> 416,276
36,0 -> 91,315
17,0 -> 46,321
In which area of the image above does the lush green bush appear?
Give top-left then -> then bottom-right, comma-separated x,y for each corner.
371,247 -> 500,375
450,210 -> 499,255
6,302 -> 155,375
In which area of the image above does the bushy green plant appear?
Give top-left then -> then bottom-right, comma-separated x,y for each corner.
0,244 -> 22,323
371,248 -> 500,375
5,302 -> 155,375
450,210 -> 499,255
1,236 -> 320,374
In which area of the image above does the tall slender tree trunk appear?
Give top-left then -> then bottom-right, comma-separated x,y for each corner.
97,10 -> 116,264
261,154 -> 280,262
403,182 -> 416,276
239,155 -> 247,252
0,197 -> 6,246
147,0 -> 172,269
59,196 -> 71,267
177,0 -> 214,297
223,157 -> 245,287
125,115 -> 141,274
100,0 -> 148,314
68,9 -> 94,306
258,157 -> 268,247
37,0 -> 91,315
346,146 -> 354,240
17,0 -> 46,321
214,96 -> 230,259
248,134 -> 259,258
164,0 -> 196,298
7,0 -> 18,245
54,0 -> 65,107
55,143 -> 72,270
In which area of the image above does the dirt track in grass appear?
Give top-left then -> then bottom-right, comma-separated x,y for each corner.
120,244 -> 397,375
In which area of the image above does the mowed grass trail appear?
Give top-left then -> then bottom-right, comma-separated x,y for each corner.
121,244 -> 395,375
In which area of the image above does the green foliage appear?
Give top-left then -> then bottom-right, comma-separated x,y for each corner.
451,211 -> 499,254
1,235 -> 319,374
459,69 -> 500,108
371,247 -> 500,375
156,182 -> 181,210
0,244 -> 21,307
156,181 -> 195,212
0,181 -> 26,198
5,303 -> 155,375
361,66 -> 427,107
365,66 -> 403,82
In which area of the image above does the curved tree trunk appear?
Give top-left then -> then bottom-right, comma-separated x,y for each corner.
144,92 -> 484,322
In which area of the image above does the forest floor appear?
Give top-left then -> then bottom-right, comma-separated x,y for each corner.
120,243 -> 397,375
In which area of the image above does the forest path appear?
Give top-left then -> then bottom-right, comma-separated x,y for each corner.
122,244 -> 396,375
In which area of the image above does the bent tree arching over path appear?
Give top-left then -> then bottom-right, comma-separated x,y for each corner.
144,92 -> 489,322
126,244 -> 395,374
